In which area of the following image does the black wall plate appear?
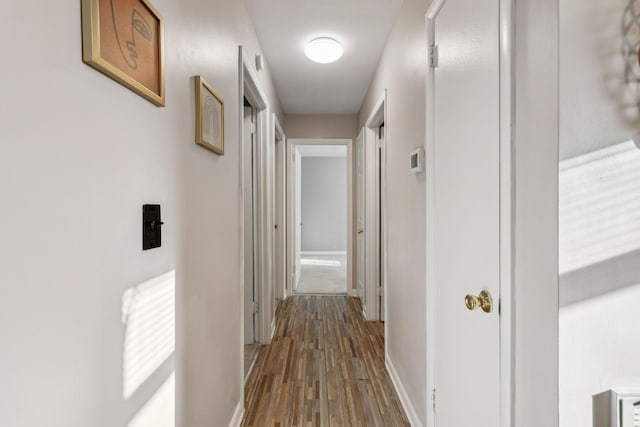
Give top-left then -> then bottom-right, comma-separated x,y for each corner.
143,204 -> 163,250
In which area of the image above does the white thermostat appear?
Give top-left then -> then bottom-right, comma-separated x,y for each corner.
410,146 -> 425,173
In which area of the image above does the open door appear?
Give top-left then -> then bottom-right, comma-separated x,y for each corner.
378,123 -> 385,322
293,146 -> 302,291
294,146 -> 302,290
355,129 -> 366,305
243,105 -> 257,347
273,115 -> 286,302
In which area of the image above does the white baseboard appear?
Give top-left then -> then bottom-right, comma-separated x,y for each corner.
228,400 -> 244,427
300,251 -> 347,256
386,355 -> 424,427
271,318 -> 276,340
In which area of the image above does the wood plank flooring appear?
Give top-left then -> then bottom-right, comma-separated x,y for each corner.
242,296 -> 410,427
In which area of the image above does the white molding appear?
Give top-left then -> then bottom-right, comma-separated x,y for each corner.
424,12 -> 436,427
354,127 -> 366,303
346,139 -> 354,297
273,113 -> 287,304
237,45 -> 246,418
239,45 -> 274,414
228,400 -> 244,427
300,251 -> 347,256
363,92 -> 387,323
271,317 -> 276,340
273,113 -> 285,141
240,46 -> 273,346
348,289 -> 358,297
386,355 -> 424,427
498,1 -> 514,426
287,138 -> 354,299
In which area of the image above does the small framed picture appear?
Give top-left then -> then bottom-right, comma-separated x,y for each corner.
81,0 -> 165,106
195,76 -> 225,155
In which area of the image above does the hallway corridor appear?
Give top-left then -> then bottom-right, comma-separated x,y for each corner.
242,296 -> 409,427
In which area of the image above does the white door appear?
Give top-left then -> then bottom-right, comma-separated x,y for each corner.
378,125 -> 385,322
293,146 -> 302,290
355,129 -> 366,304
243,106 -> 257,345
274,136 -> 285,302
431,0 -> 501,424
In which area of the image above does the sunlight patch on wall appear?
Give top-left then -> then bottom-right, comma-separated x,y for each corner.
300,258 -> 342,267
122,270 -> 175,399
559,140 -> 640,274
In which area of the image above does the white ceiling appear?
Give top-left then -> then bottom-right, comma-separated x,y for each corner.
245,0 -> 404,115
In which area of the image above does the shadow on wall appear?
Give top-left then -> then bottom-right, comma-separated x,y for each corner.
559,139 -> 640,427
121,270 -> 175,427
559,139 -> 640,306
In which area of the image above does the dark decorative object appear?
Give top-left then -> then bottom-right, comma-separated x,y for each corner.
142,204 -> 163,250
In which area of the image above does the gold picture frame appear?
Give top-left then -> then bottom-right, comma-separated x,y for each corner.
195,76 -> 225,155
81,0 -> 165,106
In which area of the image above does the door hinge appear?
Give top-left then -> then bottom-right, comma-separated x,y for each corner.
378,286 -> 383,296
429,45 -> 439,68
252,301 -> 259,314
432,389 -> 436,412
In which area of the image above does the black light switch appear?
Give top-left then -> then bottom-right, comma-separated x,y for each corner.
143,204 -> 163,250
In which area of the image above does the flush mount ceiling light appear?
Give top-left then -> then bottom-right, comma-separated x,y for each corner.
304,37 -> 344,64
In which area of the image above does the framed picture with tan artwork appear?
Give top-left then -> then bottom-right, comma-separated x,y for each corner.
81,0 -> 165,106
195,76 -> 225,155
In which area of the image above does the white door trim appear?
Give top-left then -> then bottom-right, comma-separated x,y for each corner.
354,128 -> 366,303
424,1 -> 514,425
239,46 -> 274,352
273,113 -> 286,304
286,138 -> 353,295
363,92 -> 388,324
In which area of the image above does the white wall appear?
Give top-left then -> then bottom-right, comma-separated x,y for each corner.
0,1 -> 283,426
285,114 -> 358,139
358,0 -> 429,423
513,0 -> 559,425
559,0 -> 640,425
301,156 -> 348,252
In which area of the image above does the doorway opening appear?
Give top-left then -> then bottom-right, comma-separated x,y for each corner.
272,114 -> 286,305
242,98 -> 260,378
287,139 -> 353,296
360,92 -> 388,322
240,46 -> 275,383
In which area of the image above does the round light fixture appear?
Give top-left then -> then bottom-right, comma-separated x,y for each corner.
304,37 -> 344,64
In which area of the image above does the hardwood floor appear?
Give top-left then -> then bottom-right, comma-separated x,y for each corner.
242,296 -> 410,427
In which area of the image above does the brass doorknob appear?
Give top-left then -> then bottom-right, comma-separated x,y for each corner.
464,290 -> 493,313
357,229 -> 364,234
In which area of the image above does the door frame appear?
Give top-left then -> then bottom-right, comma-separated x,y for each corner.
286,138 -> 354,295
286,145 -> 302,293
363,92 -> 388,323
354,128 -> 366,303
273,113 -> 287,303
239,46 -> 275,353
425,1 -> 514,426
